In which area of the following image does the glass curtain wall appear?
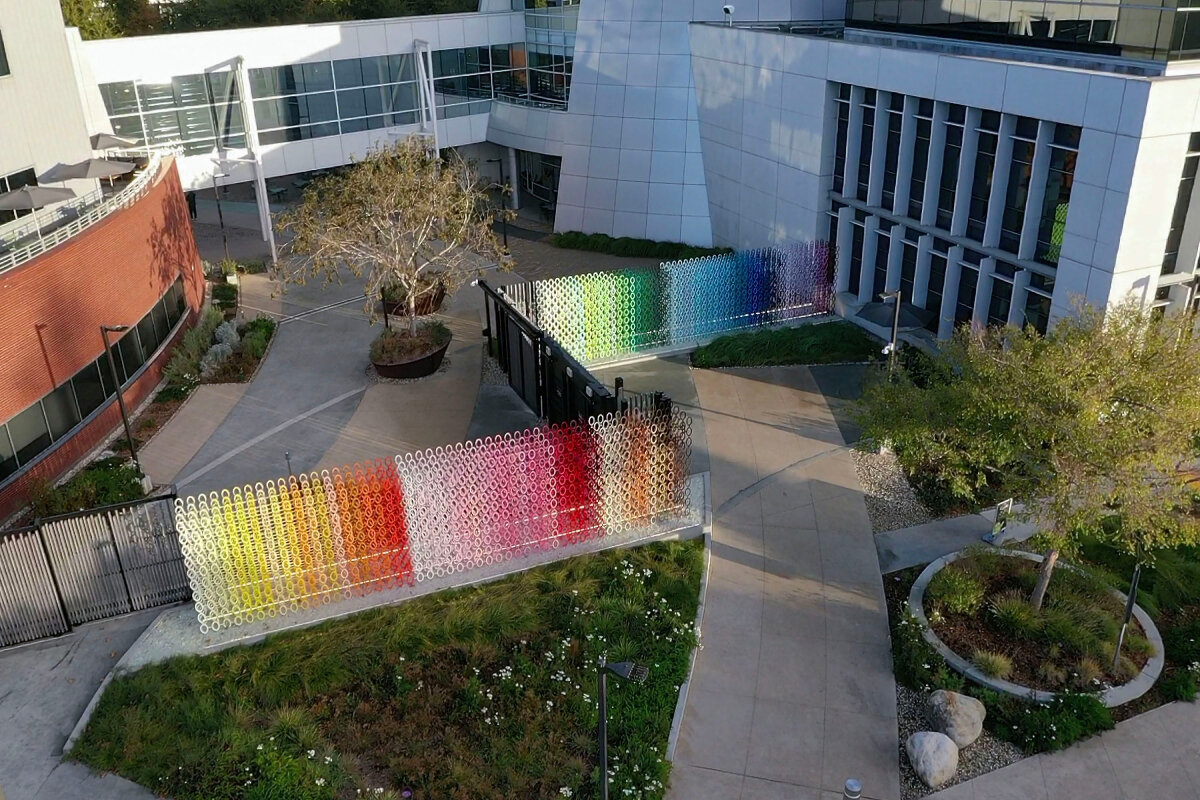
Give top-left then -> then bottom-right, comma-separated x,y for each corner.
1161,132 -> 1200,274
1035,123 -> 1081,265
99,72 -> 246,155
514,0 -> 578,106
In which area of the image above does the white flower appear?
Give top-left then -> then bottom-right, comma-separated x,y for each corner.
307,749 -> 316,758
316,778 -> 326,787
256,744 -> 263,751
559,788 -> 573,797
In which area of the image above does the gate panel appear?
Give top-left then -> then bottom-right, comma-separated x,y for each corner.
108,500 -> 190,611
0,529 -> 68,646
41,514 -> 132,624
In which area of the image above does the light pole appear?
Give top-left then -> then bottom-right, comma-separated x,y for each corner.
880,289 -> 902,379
211,169 -> 230,261
100,325 -> 142,475
486,157 -> 509,249
597,658 -> 649,800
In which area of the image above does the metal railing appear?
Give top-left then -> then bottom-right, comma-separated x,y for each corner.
0,151 -> 166,276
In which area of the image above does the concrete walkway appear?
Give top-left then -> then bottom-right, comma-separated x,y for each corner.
874,511 -> 1038,574
0,611 -> 160,800
929,700 -> 1200,799
669,366 -> 899,800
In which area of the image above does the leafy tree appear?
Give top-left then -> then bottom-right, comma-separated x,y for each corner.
59,0 -> 120,40
857,301 -> 1200,609
276,137 -> 512,337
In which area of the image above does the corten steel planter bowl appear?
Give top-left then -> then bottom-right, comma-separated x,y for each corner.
382,284 -> 447,317
372,336 -> 452,379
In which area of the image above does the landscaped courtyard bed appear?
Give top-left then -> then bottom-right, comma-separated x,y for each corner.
72,540 -> 703,800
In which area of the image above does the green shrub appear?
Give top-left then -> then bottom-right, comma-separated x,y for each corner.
154,384 -> 191,403
691,322 -> 882,368
212,283 -> 238,310
927,565 -> 986,616
29,458 -> 144,517
976,688 -> 1114,753
1158,668 -> 1198,701
972,649 -> 1013,679
1037,661 -> 1068,687
550,231 -> 732,260
241,315 -> 277,341
1072,656 -> 1104,689
1163,620 -> 1200,666
242,331 -> 268,360
989,589 -> 1040,637
163,308 -> 222,390
1122,632 -> 1156,659
897,344 -> 954,389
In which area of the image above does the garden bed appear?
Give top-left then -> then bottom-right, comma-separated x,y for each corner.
916,549 -> 1156,698
690,321 -> 883,368
72,540 -> 703,800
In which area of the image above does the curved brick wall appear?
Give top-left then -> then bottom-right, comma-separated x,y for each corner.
0,157 -> 204,520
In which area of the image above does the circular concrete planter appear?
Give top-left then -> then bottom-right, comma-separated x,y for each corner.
371,336 -> 451,379
908,548 -> 1164,708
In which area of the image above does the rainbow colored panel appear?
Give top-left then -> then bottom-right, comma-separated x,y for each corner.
521,241 -> 836,364
176,411 -> 691,632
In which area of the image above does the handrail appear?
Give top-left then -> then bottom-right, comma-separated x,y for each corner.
0,186 -> 106,243
0,152 -> 166,275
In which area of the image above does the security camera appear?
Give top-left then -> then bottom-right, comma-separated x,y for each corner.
723,4 -> 735,18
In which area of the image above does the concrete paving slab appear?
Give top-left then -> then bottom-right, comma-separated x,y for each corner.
821,709 -> 901,800
0,611 -> 159,800
742,775 -> 824,800
667,764 -> 744,800
674,686 -> 756,774
467,384 -> 540,440
746,698 -> 826,786
138,382 -> 247,486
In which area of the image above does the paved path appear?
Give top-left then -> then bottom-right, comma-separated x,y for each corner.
0,612 -> 159,800
874,511 -> 1038,574
929,700 -> 1200,799
669,366 -> 899,800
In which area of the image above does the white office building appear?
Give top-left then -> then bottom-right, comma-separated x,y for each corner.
64,0 -> 1200,335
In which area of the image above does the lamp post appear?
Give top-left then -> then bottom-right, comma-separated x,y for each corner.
880,289 -> 902,380
211,169 -> 230,260
597,658 -> 649,800
100,325 -> 142,475
486,157 -> 509,249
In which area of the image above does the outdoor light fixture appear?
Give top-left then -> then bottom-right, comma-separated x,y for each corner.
879,289 -> 902,379
598,658 -> 649,800
100,324 -> 142,475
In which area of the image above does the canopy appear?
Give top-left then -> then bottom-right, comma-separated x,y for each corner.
90,132 -> 140,150
41,158 -> 135,183
0,185 -> 77,211
856,300 -> 936,331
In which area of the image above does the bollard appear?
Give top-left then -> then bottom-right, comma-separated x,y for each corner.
843,778 -> 862,800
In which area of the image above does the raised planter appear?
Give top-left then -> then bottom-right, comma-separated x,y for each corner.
908,548 -> 1164,707
371,336 -> 451,379
382,284 -> 446,317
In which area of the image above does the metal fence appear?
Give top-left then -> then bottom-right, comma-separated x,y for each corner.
0,494 -> 189,648
501,242 -> 835,365
176,408 -> 691,633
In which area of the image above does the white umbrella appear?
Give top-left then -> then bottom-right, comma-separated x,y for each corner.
0,185 -> 78,244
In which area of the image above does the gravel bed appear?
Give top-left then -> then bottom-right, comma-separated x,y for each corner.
364,358 -> 452,385
897,684 -> 1025,799
481,351 -> 508,386
851,448 -> 935,533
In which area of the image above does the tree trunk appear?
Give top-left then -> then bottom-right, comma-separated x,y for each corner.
1029,548 -> 1059,610
408,292 -> 418,337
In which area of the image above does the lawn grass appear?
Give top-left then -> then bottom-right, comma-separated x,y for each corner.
690,321 -> 882,368
72,540 -> 704,800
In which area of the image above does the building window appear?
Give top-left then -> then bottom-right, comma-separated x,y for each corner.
101,72 -> 246,155
857,89 -> 876,203
967,111 -> 1001,242
0,278 -> 186,486
1022,271 -> 1053,333
925,251 -> 948,331
987,263 -> 1017,326
518,150 -> 561,208
1000,118 -> 1037,254
848,215 -> 867,294
1034,124 -> 1081,266
0,30 -> 9,77
955,264 -> 978,325
833,84 -> 851,195
936,105 -> 965,229
881,94 -> 903,211
909,98 -> 933,219
900,238 -> 917,300
1162,132 -> 1200,274
872,228 -> 891,298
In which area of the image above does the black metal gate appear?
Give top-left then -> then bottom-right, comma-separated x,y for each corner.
0,493 -> 190,648
482,281 -> 622,425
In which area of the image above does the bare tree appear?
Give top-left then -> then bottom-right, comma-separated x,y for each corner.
276,137 -> 512,337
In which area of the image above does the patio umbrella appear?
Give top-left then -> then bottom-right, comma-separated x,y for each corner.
0,185 -> 78,243
41,158 -> 135,184
90,132 -> 139,151
856,300 -> 936,331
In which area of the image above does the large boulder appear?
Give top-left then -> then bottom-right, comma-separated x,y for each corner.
927,689 -> 986,748
906,731 -> 959,789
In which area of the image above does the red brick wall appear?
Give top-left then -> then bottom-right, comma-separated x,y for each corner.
0,157 -> 204,416
0,158 -> 204,521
